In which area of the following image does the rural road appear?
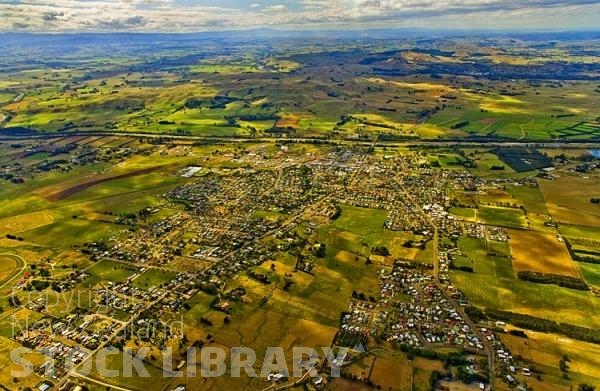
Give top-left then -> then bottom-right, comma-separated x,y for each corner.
2,130 -> 600,148
70,372 -> 137,391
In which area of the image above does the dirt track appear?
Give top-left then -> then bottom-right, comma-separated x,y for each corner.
44,166 -> 160,202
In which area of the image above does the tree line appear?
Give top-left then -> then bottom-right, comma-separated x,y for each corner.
485,308 -> 600,344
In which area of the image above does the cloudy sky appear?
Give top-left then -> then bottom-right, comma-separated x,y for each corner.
1,0 -> 600,32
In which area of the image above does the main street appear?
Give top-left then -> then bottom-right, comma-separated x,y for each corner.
392,175 -> 496,386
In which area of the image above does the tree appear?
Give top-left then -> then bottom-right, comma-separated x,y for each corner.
9,295 -> 21,307
578,384 -> 596,391
315,243 -> 327,258
371,246 -> 390,256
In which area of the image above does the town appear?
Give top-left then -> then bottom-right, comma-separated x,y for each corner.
2,133 -> 598,391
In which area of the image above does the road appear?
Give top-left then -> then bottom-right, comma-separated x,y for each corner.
70,372 -> 137,391
2,129 -> 600,149
391,178 -> 495,385
260,369 -> 314,391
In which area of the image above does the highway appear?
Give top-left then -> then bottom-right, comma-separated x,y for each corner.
2,129 -> 600,149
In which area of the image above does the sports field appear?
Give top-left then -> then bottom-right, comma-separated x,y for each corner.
0,253 -> 25,296
132,268 -> 177,290
87,259 -> 139,282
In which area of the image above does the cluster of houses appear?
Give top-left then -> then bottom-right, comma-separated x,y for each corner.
340,300 -> 376,335
336,260 -> 485,353
15,330 -> 90,381
96,288 -> 147,314
383,268 -> 484,351
490,333 -> 531,384
10,146 -> 557,389
462,222 -> 487,239
385,201 -> 431,232
488,226 -> 508,242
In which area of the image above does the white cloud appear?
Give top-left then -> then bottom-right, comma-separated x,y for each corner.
0,0 -> 599,32
262,4 -> 287,12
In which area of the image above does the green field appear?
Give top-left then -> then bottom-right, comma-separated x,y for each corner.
579,263 -> 600,287
132,269 -> 177,290
477,205 -> 528,228
87,259 -> 139,282
559,224 -> 600,241
507,184 -> 550,215
21,218 -> 124,247
450,206 -> 477,220
4,39 -> 600,142
328,204 -> 388,236
451,238 -> 600,329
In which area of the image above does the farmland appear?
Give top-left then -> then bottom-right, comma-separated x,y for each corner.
509,230 -> 579,278
1,29 -> 600,391
539,174 -> 600,228
450,237 -> 600,329
2,32 -> 600,142
477,206 -> 527,229
500,331 -> 600,387
1,133 -> 599,390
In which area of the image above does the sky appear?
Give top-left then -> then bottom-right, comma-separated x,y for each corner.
1,0 -> 600,33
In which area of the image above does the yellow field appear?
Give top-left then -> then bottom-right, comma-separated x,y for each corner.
278,319 -> 338,351
509,229 -> 580,278
276,112 -> 303,128
413,357 -> 444,372
369,357 -> 413,391
0,210 -> 54,234
364,77 -> 453,93
0,335 -> 46,389
327,377 -> 371,390
0,255 -> 18,285
417,123 -> 462,138
440,380 -> 484,391
181,307 -> 337,391
501,331 -> 600,387
538,175 -> 600,228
